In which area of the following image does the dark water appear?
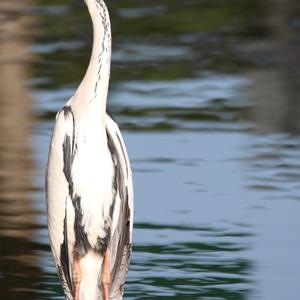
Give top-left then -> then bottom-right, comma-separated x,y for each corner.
1,0 -> 300,299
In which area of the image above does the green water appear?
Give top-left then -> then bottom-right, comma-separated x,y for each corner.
0,0 -> 300,299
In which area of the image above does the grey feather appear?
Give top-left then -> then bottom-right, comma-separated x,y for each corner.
106,115 -> 133,299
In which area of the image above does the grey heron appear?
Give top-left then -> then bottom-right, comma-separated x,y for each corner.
45,1 -> 134,299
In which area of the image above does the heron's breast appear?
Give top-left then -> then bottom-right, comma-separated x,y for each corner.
70,140 -> 114,241
72,140 -> 113,198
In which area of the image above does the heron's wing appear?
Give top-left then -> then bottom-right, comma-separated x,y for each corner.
105,114 -> 134,300
46,106 -> 75,300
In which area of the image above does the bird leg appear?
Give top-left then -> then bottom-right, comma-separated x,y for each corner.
101,249 -> 111,300
72,251 -> 81,300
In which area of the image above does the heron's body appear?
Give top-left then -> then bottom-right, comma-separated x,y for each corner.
45,1 -> 133,300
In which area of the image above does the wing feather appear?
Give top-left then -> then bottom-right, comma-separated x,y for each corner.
46,107 -> 75,300
105,114 -> 133,300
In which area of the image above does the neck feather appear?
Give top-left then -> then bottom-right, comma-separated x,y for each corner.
74,0 -> 111,117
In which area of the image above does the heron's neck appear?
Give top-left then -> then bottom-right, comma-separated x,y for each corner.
74,0 -> 111,118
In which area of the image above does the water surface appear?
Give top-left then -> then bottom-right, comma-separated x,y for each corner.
0,0 -> 300,299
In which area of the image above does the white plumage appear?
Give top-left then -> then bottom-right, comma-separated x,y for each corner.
45,1 -> 133,300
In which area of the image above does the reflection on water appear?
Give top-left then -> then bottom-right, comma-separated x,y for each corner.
0,0 -> 43,298
1,0 -> 300,300
129,223 -> 253,300
245,134 -> 300,200
247,0 -> 300,134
